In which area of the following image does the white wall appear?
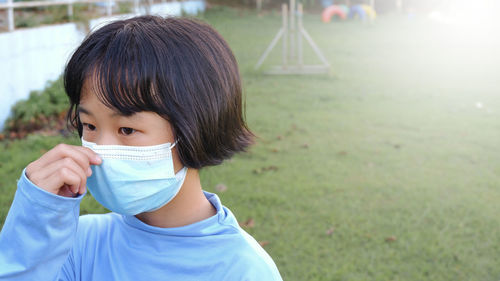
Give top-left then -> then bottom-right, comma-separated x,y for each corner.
0,0 -> 206,130
0,23 -> 84,130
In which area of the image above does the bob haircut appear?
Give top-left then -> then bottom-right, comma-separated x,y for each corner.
64,16 -> 254,169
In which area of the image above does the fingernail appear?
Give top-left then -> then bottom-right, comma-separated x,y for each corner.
87,167 -> 92,176
94,155 -> 102,164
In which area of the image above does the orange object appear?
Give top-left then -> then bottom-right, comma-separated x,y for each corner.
322,5 -> 348,23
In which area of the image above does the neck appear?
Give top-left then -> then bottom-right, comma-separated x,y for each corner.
135,168 -> 216,228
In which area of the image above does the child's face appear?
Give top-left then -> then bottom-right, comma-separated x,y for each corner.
78,80 -> 183,172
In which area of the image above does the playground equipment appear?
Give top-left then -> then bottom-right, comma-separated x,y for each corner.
339,5 -> 350,15
321,1 -> 377,22
255,0 -> 330,75
321,5 -> 348,22
361,4 -> 377,20
348,4 -> 366,20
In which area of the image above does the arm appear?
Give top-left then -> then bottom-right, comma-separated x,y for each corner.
0,142 -> 100,281
0,170 -> 83,281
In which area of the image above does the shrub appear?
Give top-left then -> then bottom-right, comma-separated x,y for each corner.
3,77 -> 70,139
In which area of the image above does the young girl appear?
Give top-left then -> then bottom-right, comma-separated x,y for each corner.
0,16 -> 282,280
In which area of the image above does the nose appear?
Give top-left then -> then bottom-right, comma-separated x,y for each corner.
95,133 -> 119,146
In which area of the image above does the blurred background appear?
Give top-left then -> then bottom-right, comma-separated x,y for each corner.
1,0 -> 500,280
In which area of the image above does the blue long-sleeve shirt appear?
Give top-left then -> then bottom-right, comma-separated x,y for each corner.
0,171 -> 282,280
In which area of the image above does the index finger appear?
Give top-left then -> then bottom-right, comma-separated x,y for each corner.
38,144 -> 102,170
28,144 -> 102,182
73,146 -> 102,165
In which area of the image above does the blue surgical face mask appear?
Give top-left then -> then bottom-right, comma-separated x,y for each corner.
81,138 -> 188,216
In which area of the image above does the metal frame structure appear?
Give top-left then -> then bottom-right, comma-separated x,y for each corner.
255,0 -> 330,75
0,0 -> 145,32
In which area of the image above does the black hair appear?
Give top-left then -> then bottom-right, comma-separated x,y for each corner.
64,15 -> 254,169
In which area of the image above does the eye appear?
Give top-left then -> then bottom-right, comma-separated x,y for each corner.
119,127 -> 136,136
82,123 -> 96,131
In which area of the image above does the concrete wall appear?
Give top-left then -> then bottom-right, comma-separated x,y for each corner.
0,23 -> 84,130
0,0 -> 205,130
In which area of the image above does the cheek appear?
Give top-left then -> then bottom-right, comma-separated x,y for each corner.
80,127 -> 93,141
81,132 -> 96,142
138,113 -> 176,145
158,122 -> 175,142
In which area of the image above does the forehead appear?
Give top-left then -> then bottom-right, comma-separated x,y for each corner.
78,72 -> 149,116
78,77 -> 113,111
83,61 -> 165,116
77,76 -> 170,123
78,77 -> 129,118
79,78 -> 95,102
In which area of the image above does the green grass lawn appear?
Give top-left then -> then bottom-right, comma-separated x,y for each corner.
2,7 -> 500,280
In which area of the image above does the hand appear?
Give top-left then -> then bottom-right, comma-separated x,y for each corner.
25,144 -> 102,197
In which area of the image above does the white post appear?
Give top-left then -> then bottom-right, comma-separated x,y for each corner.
282,3 -> 288,68
134,0 -> 139,14
254,28 -> 284,70
289,0 -> 296,63
106,0 -> 112,16
301,28 -> 330,67
370,0 -> 375,10
297,3 -> 303,68
7,0 -> 14,32
256,0 -> 262,12
148,0 -> 153,14
67,0 -> 74,19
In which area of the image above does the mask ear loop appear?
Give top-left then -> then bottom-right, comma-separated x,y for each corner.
169,140 -> 187,176
170,140 -> 179,149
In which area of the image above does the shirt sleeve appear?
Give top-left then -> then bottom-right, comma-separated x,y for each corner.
0,169 -> 84,281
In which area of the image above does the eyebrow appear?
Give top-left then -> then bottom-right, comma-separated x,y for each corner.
77,106 -> 92,116
78,105 -> 133,118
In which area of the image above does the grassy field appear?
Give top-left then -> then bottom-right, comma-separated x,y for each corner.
2,7 -> 500,280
